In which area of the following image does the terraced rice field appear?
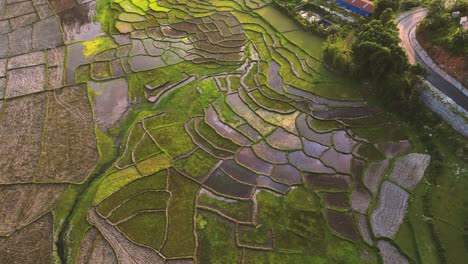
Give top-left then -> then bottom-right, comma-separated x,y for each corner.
0,0 -> 463,264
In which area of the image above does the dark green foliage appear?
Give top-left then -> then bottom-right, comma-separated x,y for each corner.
351,124 -> 407,143
323,38 -> 354,75
148,124 -> 195,158
451,28 -> 467,52
380,8 -> 396,28
238,86 -> 260,111
196,212 -> 240,263
408,63 -> 427,77
352,19 -> 408,80
117,212 -> 166,250
214,98 -> 243,125
173,149 -> 219,179
160,170 -> 199,257
239,225 -> 272,245
394,220 -> 419,262
356,143 -> 385,161
373,0 -> 400,18
324,15 -> 410,82
421,1 -> 452,31
419,0 -> 467,54
373,0 -> 422,18
322,12 -> 430,114
256,190 -> 326,253
243,250 -> 327,263
283,186 -> 320,212
185,120 -> 232,158
241,188 -> 373,262
353,41 -> 407,80
355,20 -> 399,46
287,210 -> 324,239
449,0 -> 468,14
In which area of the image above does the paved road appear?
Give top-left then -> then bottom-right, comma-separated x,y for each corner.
397,9 -> 468,111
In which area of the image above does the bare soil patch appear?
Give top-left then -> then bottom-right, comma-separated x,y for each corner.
0,93 -> 47,183
87,207 -> 164,264
0,213 -> 53,264
35,85 -> 98,183
78,227 -> 118,264
417,33 -> 468,87
0,184 -> 66,236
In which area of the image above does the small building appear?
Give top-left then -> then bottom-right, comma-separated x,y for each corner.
297,10 -> 323,24
461,16 -> 468,31
336,0 -> 375,16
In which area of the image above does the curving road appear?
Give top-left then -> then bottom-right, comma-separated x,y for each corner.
397,9 -> 468,111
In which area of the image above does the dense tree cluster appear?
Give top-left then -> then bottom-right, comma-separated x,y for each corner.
421,0 -> 452,31
373,0 -> 421,17
324,8 -> 426,113
419,0 -> 467,53
352,20 -> 408,80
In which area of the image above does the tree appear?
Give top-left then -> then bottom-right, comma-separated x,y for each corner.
353,41 -> 391,79
353,42 -> 407,80
451,28 -> 466,53
428,0 -> 446,17
352,20 -> 409,80
452,0 -> 468,13
409,63 -> 427,77
323,37 -> 354,74
322,1 -> 427,113
380,8 -> 396,28
373,0 -> 399,18
327,24 -> 341,43
355,20 -> 400,47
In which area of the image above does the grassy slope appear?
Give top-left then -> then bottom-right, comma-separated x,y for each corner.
372,101 -> 468,264
427,132 -> 468,264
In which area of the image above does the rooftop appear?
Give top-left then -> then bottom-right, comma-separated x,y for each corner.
339,0 -> 375,13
